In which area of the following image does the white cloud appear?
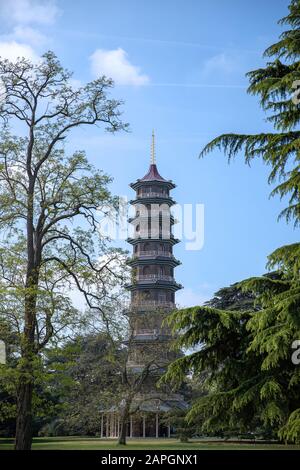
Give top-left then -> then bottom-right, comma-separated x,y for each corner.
0,1 -> 60,63
176,283 -> 215,308
90,48 -> 150,86
0,0 -> 60,25
11,25 -> 48,47
0,41 -> 39,62
202,53 -> 236,77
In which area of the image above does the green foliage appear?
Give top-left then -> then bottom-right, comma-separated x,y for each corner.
163,242 -> 300,443
0,51 -> 129,448
205,283 -> 258,312
162,410 -> 196,442
38,334 -> 123,437
0,332 -> 123,437
279,409 -> 300,443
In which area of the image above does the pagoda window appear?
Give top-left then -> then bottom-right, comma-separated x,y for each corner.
142,290 -> 151,300
143,266 -> 151,275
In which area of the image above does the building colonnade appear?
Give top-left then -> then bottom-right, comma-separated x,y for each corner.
100,412 -> 171,439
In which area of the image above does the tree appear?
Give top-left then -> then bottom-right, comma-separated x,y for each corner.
162,302 -> 256,436
205,282 -> 259,312
200,0 -> 300,227
0,51 -> 127,449
163,247 -> 300,442
39,333 -> 123,437
161,409 -> 195,442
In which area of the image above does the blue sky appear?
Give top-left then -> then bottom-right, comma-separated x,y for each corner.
0,0 -> 298,306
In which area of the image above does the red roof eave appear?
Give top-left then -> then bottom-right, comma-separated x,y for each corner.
140,164 -> 167,182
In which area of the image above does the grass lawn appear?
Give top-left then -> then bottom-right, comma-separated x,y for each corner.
1,437 -> 300,450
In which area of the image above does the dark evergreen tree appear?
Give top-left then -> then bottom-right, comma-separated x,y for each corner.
164,248 -> 300,442
205,283 -> 258,311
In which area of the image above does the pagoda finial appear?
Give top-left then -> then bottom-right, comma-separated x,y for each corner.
151,129 -> 156,164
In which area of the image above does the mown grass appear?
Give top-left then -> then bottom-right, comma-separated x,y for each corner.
1,437 -> 300,450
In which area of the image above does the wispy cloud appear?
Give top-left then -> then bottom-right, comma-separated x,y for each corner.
11,25 -> 48,47
0,0 -> 61,25
90,48 -> 150,86
147,82 -> 246,89
64,30 -> 260,55
202,53 -> 238,77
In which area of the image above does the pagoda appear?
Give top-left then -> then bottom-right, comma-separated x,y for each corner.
101,132 -> 187,438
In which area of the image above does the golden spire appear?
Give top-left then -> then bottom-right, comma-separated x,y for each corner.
151,129 -> 156,164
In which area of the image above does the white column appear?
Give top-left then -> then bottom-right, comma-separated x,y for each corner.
0,340 -> 5,364
143,416 -> 146,438
156,413 -> 159,438
110,414 -> 113,437
130,415 -> 133,438
101,414 -> 104,438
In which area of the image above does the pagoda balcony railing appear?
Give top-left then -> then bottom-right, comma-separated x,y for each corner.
137,192 -> 169,198
131,211 -> 171,218
137,274 -> 174,282
131,328 -> 170,338
131,300 -> 175,309
133,328 -> 159,335
134,231 -> 173,240
135,391 -> 185,401
126,362 -> 166,372
134,250 -> 173,258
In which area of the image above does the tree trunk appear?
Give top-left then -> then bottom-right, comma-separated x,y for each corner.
14,274 -> 38,450
118,420 -> 127,445
14,173 -> 40,450
118,403 -> 131,445
15,379 -> 34,450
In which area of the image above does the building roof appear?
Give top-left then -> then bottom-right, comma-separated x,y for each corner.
140,163 -> 168,182
130,164 -> 176,190
101,399 -> 189,414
